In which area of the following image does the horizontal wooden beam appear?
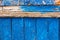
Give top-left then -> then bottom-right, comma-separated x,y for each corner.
0,10 -> 60,17
0,6 -> 60,17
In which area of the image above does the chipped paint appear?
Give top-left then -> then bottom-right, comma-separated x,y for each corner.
0,0 -> 60,16
0,0 -> 60,12
0,6 -> 60,13
1,0 -> 60,6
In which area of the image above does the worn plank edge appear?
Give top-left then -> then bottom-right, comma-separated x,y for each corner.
0,11 -> 60,17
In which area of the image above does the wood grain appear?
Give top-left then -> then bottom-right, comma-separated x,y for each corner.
0,10 -> 60,17
0,6 -> 60,17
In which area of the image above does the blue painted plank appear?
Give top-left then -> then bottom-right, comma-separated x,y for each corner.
20,6 -> 60,12
24,18 -> 36,40
30,0 -> 54,5
2,0 -> 55,6
36,18 -> 48,40
47,18 -> 59,40
12,18 -> 24,40
59,18 -> 60,40
2,0 -> 18,6
0,18 -> 11,40
2,0 -> 11,6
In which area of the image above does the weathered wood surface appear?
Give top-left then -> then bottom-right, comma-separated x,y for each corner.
1,6 -> 60,12
0,10 -> 60,17
0,6 -> 60,17
55,0 -> 60,5
0,0 -> 60,6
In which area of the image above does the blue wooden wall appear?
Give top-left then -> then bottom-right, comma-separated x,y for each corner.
0,17 -> 59,40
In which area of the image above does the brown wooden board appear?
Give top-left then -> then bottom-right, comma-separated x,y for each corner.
0,10 -> 60,17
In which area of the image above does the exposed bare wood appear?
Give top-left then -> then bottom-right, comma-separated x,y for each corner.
0,6 -> 60,17
55,0 -> 60,5
2,6 -> 21,11
0,10 -> 60,17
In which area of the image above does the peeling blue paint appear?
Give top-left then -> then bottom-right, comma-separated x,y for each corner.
2,0 -> 56,6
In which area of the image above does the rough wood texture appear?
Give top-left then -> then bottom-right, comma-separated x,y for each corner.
55,0 -> 60,5
0,10 -> 60,17
2,6 -> 22,11
0,6 -> 60,17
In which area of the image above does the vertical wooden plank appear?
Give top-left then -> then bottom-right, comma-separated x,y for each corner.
24,18 -> 36,40
12,18 -> 24,40
36,18 -> 47,40
48,18 -> 59,40
0,18 -> 11,40
59,18 -> 60,40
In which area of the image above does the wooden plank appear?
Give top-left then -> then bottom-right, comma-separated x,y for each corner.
2,6 -> 60,12
0,10 -> 60,17
2,0 -> 60,6
36,18 -> 48,40
24,18 -> 36,40
57,18 -> 60,40
2,6 -> 21,11
0,6 -> 60,17
47,18 -> 59,40
0,18 -> 11,40
36,18 -> 59,40
12,18 -> 24,40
